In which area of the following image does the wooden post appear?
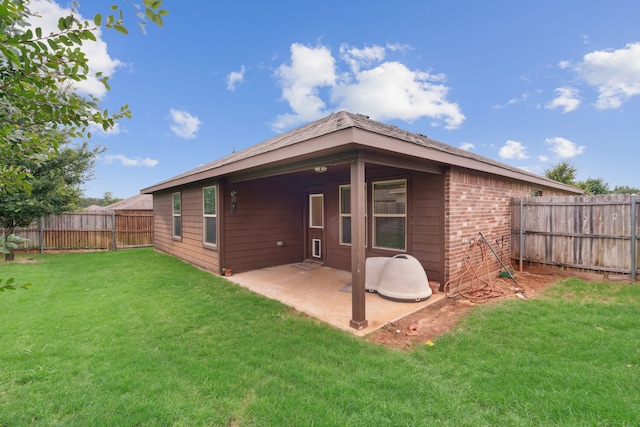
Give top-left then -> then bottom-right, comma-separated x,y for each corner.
111,212 -> 117,251
39,217 -> 44,253
350,159 -> 368,330
519,198 -> 524,272
631,195 -> 637,282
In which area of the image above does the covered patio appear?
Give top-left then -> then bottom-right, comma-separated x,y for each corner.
226,263 -> 445,336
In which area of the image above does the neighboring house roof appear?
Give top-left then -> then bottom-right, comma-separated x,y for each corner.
85,194 -> 153,212
142,111 -> 581,194
104,193 -> 153,211
83,204 -> 104,212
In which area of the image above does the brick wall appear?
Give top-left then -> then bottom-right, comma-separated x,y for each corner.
444,168 -> 553,285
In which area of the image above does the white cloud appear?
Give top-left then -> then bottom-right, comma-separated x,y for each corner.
340,44 -> 386,72
546,87 -> 581,113
226,66 -> 246,91
576,42 -> 640,109
545,137 -> 585,158
333,61 -> 464,129
169,109 -> 202,139
89,122 -> 121,136
558,60 -> 571,69
499,140 -> 528,160
538,155 -> 550,162
103,154 -> 158,167
492,92 -> 529,109
271,42 -> 464,131
27,0 -> 123,98
272,43 -> 337,131
459,142 -> 475,151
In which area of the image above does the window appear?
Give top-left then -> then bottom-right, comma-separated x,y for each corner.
172,192 -> 181,238
373,180 -> 406,251
531,189 -> 543,197
309,194 -> 324,228
339,184 -> 367,245
203,186 -> 217,245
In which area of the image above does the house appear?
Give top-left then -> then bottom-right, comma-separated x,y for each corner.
142,111 -> 581,329
85,193 -> 153,215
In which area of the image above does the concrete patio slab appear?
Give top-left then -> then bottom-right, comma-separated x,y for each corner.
226,263 -> 445,337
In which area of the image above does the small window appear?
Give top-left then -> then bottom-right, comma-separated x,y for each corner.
373,179 -> 406,251
339,184 -> 367,246
203,186 -> 217,246
531,189 -> 543,197
172,192 -> 181,238
309,194 -> 324,228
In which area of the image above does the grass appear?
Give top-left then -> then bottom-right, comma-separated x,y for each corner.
1,249 -> 639,426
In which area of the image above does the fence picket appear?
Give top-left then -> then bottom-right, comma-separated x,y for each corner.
4,212 -> 153,251
511,194 -> 639,279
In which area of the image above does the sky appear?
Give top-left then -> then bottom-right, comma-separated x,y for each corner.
28,0 -> 640,198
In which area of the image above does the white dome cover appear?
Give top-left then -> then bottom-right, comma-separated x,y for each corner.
365,254 -> 432,302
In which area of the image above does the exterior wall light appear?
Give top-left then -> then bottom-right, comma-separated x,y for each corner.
231,190 -> 237,214
314,166 -> 328,173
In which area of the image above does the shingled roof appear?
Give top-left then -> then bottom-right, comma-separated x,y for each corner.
86,194 -> 153,212
142,111 -> 580,194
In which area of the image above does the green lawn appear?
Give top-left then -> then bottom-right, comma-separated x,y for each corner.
1,249 -> 639,426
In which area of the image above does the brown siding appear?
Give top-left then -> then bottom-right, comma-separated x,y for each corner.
222,176 -> 303,273
323,168 -> 445,283
410,173 -> 445,283
153,185 -> 220,273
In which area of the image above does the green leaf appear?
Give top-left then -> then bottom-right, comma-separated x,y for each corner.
58,16 -> 68,30
94,13 -> 102,26
68,32 -> 81,45
47,39 -> 59,50
3,47 -> 21,66
82,29 -> 96,42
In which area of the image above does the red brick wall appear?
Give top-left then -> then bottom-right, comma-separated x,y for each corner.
444,167 -> 570,285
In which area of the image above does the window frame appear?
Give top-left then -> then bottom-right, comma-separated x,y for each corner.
372,179 -> 407,251
172,192 -> 181,239
339,184 -> 367,246
202,185 -> 217,247
309,193 -> 324,229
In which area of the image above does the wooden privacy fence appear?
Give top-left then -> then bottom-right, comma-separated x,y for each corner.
511,194 -> 638,281
6,212 -> 153,252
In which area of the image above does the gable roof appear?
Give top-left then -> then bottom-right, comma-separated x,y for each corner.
142,111 -> 581,194
86,194 -> 153,212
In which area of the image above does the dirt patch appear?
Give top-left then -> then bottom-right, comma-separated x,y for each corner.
15,257 -> 39,263
365,266 -> 607,350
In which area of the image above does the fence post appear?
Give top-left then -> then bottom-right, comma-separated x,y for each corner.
39,217 -> 44,253
112,212 -> 117,251
519,198 -> 524,272
631,195 -> 637,282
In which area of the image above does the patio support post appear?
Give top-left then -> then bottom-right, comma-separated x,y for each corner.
350,159 -> 368,330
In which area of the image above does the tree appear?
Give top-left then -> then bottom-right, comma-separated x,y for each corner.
576,177 -> 610,195
611,185 -> 640,194
0,0 -> 167,195
0,138 -> 103,260
544,161 -> 578,185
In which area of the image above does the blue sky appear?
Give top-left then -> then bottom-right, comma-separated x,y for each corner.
31,1 -> 640,198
